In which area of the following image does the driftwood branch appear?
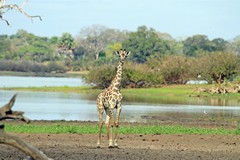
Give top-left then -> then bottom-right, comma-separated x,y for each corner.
0,94 -> 52,160
0,0 -> 42,25
0,94 -> 30,122
190,84 -> 240,96
0,125 -> 52,160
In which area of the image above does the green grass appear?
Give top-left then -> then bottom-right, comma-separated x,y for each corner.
4,123 -> 240,135
5,124 -> 98,134
122,84 -> 238,97
121,125 -> 234,135
122,85 -> 239,104
122,87 -> 192,103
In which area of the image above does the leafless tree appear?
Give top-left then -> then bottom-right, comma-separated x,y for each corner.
77,25 -> 128,60
0,0 -> 42,25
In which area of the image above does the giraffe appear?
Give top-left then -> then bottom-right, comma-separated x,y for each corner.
96,49 -> 130,148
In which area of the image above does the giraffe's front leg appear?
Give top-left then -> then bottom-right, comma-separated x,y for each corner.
105,105 -> 115,148
114,104 -> 122,148
105,113 -> 114,148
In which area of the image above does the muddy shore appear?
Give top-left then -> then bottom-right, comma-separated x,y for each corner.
1,121 -> 240,160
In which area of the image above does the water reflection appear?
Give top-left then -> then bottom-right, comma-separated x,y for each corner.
84,93 -> 240,107
0,90 -> 240,123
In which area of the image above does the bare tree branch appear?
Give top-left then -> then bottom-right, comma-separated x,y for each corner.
0,16 -> 9,25
20,0 -> 28,8
0,0 -> 42,26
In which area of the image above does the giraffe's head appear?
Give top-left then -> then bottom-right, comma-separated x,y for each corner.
115,49 -> 131,62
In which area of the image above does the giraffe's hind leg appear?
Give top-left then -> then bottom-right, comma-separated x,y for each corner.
114,103 -> 122,148
97,103 -> 104,148
105,107 -> 114,148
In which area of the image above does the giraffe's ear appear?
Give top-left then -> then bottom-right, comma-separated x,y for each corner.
127,51 -> 131,56
115,51 -> 120,56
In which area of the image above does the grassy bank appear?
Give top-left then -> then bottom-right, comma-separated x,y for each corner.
4,123 -> 239,135
1,84 -> 238,96
1,85 -> 239,105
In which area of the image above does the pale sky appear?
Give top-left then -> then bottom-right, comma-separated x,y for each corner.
0,0 -> 239,40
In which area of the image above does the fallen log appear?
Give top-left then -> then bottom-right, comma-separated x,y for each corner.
0,94 -> 53,160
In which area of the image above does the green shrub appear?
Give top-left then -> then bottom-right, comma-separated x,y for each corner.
147,55 -> 196,84
45,61 -> 67,73
85,64 -> 115,88
122,63 -> 163,88
197,52 -> 240,84
85,62 -> 163,88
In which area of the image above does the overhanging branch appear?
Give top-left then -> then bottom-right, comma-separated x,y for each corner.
0,0 -> 42,25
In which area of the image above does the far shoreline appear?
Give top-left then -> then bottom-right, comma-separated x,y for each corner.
0,71 -> 86,78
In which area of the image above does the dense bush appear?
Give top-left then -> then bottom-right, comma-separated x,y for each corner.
85,64 -> 115,88
122,63 -> 163,87
196,51 -> 240,84
85,51 -> 240,88
147,55 -> 196,84
85,62 -> 163,88
44,61 -> 67,73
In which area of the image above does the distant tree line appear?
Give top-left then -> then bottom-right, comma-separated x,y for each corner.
0,60 -> 67,73
0,25 -> 240,87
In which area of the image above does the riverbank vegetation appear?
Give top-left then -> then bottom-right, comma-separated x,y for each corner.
4,122 -> 240,135
2,84 -> 239,96
1,85 -> 239,106
1,26 -> 240,89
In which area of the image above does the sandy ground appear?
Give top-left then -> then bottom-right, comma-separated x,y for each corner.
1,121 -> 240,160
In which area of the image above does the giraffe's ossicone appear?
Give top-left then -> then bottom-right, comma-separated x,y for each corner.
96,49 -> 130,148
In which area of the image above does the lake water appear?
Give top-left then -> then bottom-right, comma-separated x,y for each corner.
0,76 -> 86,87
1,90 -> 240,123
1,76 -> 240,123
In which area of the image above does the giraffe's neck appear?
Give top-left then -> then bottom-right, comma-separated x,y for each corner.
108,61 -> 123,90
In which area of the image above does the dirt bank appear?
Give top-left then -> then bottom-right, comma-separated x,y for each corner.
1,121 -> 240,160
